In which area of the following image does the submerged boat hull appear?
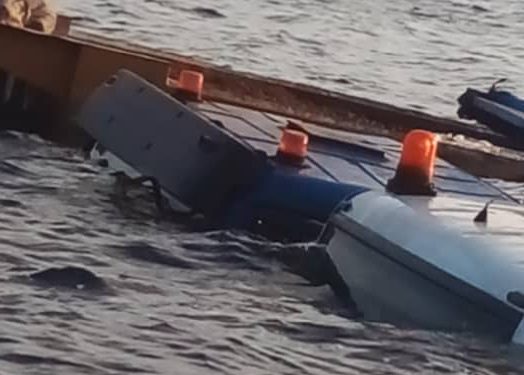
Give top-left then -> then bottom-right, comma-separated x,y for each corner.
326,219 -> 520,341
322,191 -> 524,343
458,88 -> 524,142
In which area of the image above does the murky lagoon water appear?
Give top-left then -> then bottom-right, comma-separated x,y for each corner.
1,0 -> 524,373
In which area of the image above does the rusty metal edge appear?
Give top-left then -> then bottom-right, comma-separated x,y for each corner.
1,22 -> 524,182
66,30 -> 524,153
0,22 -> 513,146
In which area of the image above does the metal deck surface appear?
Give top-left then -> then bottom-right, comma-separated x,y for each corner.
191,101 -> 515,202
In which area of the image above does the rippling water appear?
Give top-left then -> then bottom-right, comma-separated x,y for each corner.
3,0 -> 524,373
57,0 -> 523,117
0,132 -> 522,374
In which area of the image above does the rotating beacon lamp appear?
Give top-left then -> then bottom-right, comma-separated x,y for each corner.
167,69 -> 204,101
386,129 -> 439,196
276,128 -> 309,165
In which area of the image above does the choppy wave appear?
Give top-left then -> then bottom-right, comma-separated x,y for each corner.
0,130 -> 522,374
56,0 -> 524,117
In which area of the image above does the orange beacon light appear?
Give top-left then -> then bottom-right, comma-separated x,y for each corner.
275,128 -> 309,165
386,129 -> 438,196
167,69 -> 204,101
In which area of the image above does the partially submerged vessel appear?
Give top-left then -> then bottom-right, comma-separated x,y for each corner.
1,20 -> 524,181
321,178 -> 524,344
0,19 -> 523,344
75,69 -> 524,345
458,79 -> 524,143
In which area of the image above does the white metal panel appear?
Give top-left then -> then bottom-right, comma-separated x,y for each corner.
338,191 -> 524,310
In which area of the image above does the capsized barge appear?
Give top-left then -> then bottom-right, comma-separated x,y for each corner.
73,67 -> 524,345
1,18 -> 524,181
1,18 -> 524,345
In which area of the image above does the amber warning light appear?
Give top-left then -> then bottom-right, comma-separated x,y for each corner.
386,129 -> 438,196
276,129 -> 309,164
166,69 -> 204,101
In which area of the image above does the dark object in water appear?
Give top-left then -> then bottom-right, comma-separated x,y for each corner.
191,7 -> 225,19
30,266 -> 106,290
457,79 -> 524,141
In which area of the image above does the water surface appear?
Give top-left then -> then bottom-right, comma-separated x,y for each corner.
3,0 -> 524,373
0,132 -> 522,374
57,0 -> 524,117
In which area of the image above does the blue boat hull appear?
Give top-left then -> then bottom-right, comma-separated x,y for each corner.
458,84 -> 524,141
